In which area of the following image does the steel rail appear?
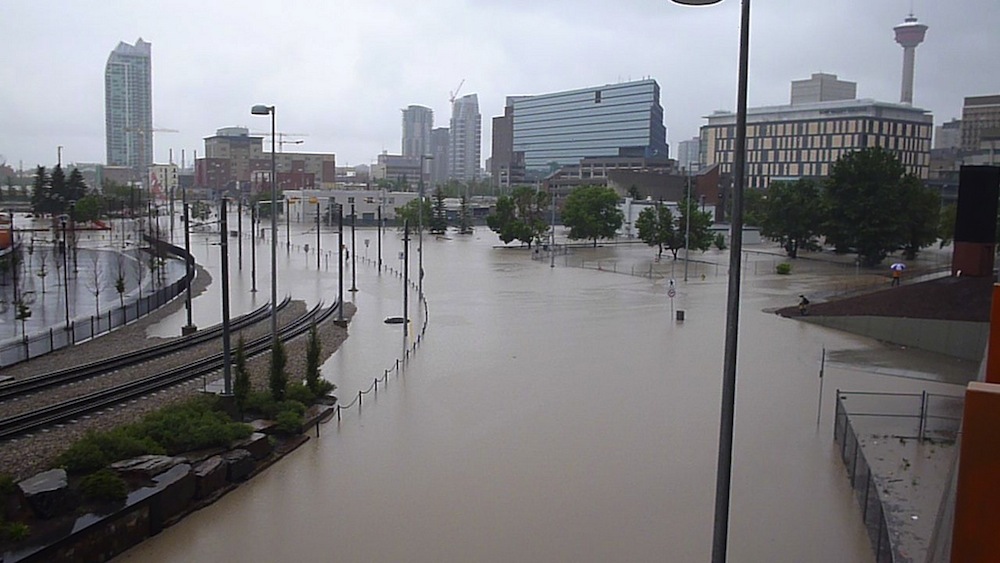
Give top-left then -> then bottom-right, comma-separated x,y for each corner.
0,299 -> 338,440
0,297 -> 292,402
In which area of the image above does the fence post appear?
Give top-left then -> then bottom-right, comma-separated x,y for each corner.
862,469 -> 871,522
358,390 -> 362,411
337,404 -> 341,421
385,369 -> 389,389
919,390 -> 928,442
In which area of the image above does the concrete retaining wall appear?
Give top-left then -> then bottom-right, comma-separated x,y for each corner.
802,315 -> 988,360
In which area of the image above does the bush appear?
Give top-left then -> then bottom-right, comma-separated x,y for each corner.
0,474 -> 14,498
274,410 -> 303,434
285,382 -> 316,406
57,398 -> 251,473
269,340 -> 288,401
130,399 -> 251,454
313,379 -> 335,398
714,233 -> 727,251
3,521 -> 30,542
244,391 -> 280,418
776,263 -> 792,275
79,469 -> 127,502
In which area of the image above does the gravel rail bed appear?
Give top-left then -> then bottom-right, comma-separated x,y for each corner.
0,270 -> 354,480
0,303 -> 308,419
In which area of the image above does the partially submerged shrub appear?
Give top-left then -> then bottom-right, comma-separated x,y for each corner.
79,469 -> 127,502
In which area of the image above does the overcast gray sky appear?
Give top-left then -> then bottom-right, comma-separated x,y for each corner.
1,0 -> 997,172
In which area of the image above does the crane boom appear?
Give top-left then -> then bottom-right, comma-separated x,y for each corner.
449,79 -> 465,104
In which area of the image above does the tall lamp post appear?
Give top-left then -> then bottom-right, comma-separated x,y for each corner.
418,154 -> 433,302
670,1 -> 750,562
251,104 -> 278,347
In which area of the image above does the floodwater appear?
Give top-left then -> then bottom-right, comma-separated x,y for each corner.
116,219 -> 974,562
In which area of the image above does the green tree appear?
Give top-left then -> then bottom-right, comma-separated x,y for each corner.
677,196 -> 715,254
759,179 -> 824,258
485,186 -> 548,247
938,203 -> 956,248
305,322 -> 321,394
269,340 -> 288,401
900,178 -> 941,260
72,194 -> 105,223
635,203 -> 677,258
30,166 -> 51,215
562,185 -> 623,247
430,187 -> 448,234
66,167 -> 89,202
458,195 -> 473,234
486,195 -> 531,245
742,187 -> 768,228
395,197 -> 432,230
234,336 -> 251,413
822,147 -> 913,266
626,185 -> 642,200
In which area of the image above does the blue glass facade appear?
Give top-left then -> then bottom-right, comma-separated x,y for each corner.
512,79 -> 667,176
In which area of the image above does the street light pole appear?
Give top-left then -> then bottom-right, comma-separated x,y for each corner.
337,204 -> 344,323
251,104 -> 278,348
418,155 -> 432,303
250,203 -> 257,293
219,198 -> 233,395
61,219 -> 69,331
670,2 -> 750,562
350,203 -> 357,292
684,169 -> 691,282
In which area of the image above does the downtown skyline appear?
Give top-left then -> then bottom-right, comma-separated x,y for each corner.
1,0 -> 997,172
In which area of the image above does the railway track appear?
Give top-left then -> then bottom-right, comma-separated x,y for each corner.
0,297 -> 292,402
0,299 -> 339,440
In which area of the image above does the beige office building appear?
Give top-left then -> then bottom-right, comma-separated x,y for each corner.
701,90 -> 932,188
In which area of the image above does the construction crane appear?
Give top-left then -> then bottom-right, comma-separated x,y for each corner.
449,79 -> 465,104
250,132 -> 309,152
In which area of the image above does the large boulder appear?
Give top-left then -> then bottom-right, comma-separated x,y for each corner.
110,455 -> 185,479
232,432 -> 271,461
18,468 -> 76,519
150,463 -> 194,528
193,456 -> 227,500
222,449 -> 254,482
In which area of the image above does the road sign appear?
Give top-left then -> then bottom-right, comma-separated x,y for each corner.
667,287 -> 676,298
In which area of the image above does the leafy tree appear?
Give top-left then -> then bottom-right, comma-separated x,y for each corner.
305,322 -> 321,394
742,187 -> 768,228
486,195 -> 531,245
485,186 -> 548,247
269,340 -> 288,401
562,185 -> 623,247
50,164 -> 67,211
395,198 -> 432,230
430,187 -> 448,234
73,194 -> 105,223
234,336 -> 251,413
677,196 -> 715,254
822,147 -> 913,267
635,203 -> 677,258
458,195 -> 473,234
759,179 -> 824,258
938,203 -> 956,248
900,178 -> 941,260
626,185 -> 642,200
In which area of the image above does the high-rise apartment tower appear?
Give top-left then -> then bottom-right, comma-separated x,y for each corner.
105,38 -> 153,171
449,94 -> 481,182
402,105 -> 433,158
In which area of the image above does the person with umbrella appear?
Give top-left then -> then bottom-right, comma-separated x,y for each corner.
890,262 -> 906,286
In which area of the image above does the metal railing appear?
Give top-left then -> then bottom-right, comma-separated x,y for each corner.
833,390 -> 964,562
0,240 -> 194,368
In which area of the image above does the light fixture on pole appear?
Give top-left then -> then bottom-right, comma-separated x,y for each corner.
250,104 -> 278,347
350,203 -> 358,292
670,1 -> 750,562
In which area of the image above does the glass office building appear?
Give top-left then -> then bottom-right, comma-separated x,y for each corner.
511,79 -> 667,177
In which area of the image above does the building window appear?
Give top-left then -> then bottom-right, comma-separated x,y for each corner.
595,91 -> 602,103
